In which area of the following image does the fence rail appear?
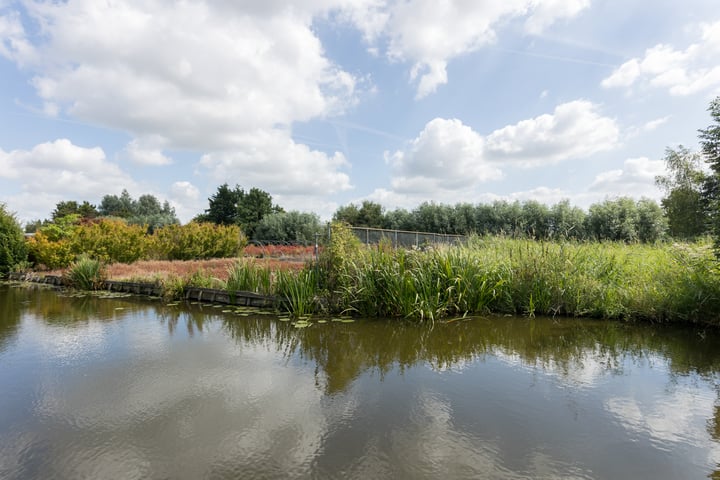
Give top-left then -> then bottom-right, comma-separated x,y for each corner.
349,226 -> 466,248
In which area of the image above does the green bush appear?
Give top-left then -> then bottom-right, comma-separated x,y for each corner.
151,222 -> 246,260
0,204 -> 28,275
65,255 -> 105,290
70,218 -> 149,263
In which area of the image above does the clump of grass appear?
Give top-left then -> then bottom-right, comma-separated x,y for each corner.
320,235 -> 720,325
226,259 -> 272,294
274,268 -> 318,316
66,255 -> 105,290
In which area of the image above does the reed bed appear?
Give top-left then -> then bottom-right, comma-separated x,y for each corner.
323,236 -> 720,324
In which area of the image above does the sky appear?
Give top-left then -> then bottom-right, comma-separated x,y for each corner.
1,0 -> 720,225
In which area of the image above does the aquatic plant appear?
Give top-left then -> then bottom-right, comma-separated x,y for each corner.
66,255 -> 105,290
226,259 -> 272,294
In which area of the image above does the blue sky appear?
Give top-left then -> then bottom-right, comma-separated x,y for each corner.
1,0 -> 719,224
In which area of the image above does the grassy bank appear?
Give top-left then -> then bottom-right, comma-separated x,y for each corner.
37,231 -> 720,325
324,237 -> 720,324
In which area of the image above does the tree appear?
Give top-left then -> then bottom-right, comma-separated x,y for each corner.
237,187 -> 282,238
51,200 -> 99,221
203,183 -> 242,225
254,211 -> 323,242
333,201 -> 385,228
0,203 -> 28,275
636,198 -> 668,243
700,96 -> 720,249
99,189 -> 135,218
655,146 -> 707,239
585,197 -> 640,242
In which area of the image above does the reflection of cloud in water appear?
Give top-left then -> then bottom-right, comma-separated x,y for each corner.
25,317 -> 108,364
493,347 -> 629,389
605,385 -> 720,466
381,390 -> 591,480
24,333 -> 358,479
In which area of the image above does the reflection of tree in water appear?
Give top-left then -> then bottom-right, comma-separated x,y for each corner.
222,315 -> 720,395
0,284 -> 24,352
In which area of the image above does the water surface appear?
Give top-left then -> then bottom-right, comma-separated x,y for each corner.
1,283 -> 719,479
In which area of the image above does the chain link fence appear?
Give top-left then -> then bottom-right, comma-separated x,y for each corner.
348,227 -> 466,248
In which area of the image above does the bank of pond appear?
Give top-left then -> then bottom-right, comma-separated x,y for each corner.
9,236 -> 720,327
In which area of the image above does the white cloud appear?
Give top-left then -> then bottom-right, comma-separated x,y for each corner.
348,0 -> 590,97
373,100 -> 618,208
602,20 -> 720,96
168,181 -> 201,223
387,117 -> 502,194
199,129 -> 352,213
0,139 -> 138,221
123,138 -> 172,166
2,0 -> 360,150
485,100 -> 619,166
589,157 -> 666,200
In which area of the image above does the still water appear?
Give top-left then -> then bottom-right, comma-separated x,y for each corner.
1,283 -> 719,479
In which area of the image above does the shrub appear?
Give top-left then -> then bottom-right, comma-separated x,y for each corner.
65,255 -> 105,290
151,222 -> 246,260
70,218 -> 149,263
0,204 -> 28,275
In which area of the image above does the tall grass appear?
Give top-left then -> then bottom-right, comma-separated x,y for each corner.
274,268 -> 318,316
65,255 -> 105,290
324,236 -> 720,325
226,259 -> 272,294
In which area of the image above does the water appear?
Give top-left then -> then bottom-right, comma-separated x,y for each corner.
1,283 -> 719,479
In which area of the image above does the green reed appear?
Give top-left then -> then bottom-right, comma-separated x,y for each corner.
65,255 -> 105,290
226,259 -> 272,295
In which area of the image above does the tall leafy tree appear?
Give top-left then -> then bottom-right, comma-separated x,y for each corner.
655,146 -> 707,239
201,183 -> 241,225
0,203 -> 27,274
52,200 -> 99,221
700,96 -> 720,248
237,187 -> 282,237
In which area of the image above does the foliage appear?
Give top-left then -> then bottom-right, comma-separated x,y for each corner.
26,215 -> 80,269
321,237 -> 720,324
655,146 -> 707,239
52,200 -> 99,221
318,222 -> 362,295
0,203 -> 28,275
69,218 -> 149,264
699,97 -> 720,251
274,268 -> 318,316
253,211 -> 323,242
98,189 -> 178,231
226,259 -> 272,294
151,222 -> 246,260
65,255 -> 105,290
199,183 -> 283,238
333,200 -> 385,228
585,197 -> 641,242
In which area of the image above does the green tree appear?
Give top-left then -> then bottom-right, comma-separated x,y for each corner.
0,204 -> 27,275
254,211 -> 323,242
699,96 -> 720,249
51,200 -> 99,221
237,187 -> 282,238
99,189 -> 135,218
636,198 -> 668,243
550,200 -> 586,239
655,146 -> 707,239
585,197 -> 640,242
333,201 -> 385,228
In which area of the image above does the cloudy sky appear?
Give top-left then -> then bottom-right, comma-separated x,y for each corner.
1,0 -> 719,224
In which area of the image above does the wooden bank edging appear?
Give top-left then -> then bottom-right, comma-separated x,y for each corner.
5,272 -> 277,309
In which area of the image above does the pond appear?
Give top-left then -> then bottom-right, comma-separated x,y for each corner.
1,283 -> 719,479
